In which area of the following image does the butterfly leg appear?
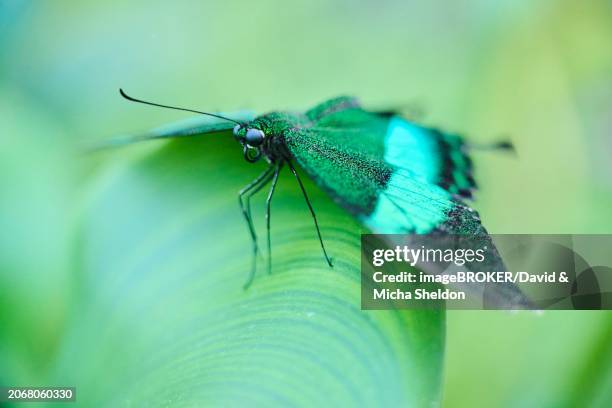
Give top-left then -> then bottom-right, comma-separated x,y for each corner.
245,168 -> 276,251
286,160 -> 333,268
265,162 -> 282,275
239,165 -> 275,289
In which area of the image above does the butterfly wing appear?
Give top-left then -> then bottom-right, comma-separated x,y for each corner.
382,116 -> 476,199
285,100 -> 533,308
285,100 -> 480,234
284,124 -> 480,235
89,110 -> 255,150
304,98 -> 476,198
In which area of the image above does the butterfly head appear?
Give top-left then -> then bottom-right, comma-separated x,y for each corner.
234,124 -> 267,163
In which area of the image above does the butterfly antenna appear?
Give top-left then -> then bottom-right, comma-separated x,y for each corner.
119,89 -> 243,125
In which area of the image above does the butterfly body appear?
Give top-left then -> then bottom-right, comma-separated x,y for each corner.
235,97 -> 480,236
104,90 -> 531,308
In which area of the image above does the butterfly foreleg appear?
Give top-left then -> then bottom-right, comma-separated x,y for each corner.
245,170 -> 275,235
239,165 -> 275,289
286,159 -> 333,268
265,162 -> 282,275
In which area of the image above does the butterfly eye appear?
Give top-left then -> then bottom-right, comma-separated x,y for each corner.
245,128 -> 265,147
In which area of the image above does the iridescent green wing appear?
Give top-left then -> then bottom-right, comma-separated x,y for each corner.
89,110 -> 255,150
307,97 -> 476,198
382,116 -> 476,199
288,98 -> 533,308
285,97 -> 481,234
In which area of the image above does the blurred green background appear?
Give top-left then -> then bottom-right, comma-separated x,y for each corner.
1,0 -> 611,406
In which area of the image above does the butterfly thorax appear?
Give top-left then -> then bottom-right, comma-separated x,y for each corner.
235,111 -> 311,163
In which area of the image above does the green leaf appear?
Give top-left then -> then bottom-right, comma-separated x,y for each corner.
53,136 -> 444,406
